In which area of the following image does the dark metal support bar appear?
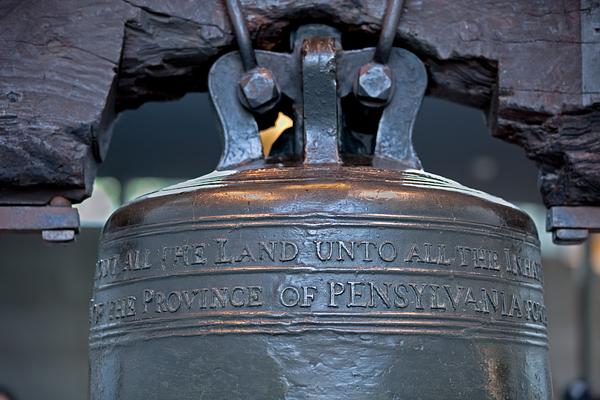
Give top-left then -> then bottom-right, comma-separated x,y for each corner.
0,206 -> 78,231
0,199 -> 80,242
547,206 -> 600,244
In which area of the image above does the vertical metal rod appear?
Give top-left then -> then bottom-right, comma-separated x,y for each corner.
374,0 -> 406,64
224,0 -> 257,71
578,240 -> 593,384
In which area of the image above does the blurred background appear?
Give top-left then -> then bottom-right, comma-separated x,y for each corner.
0,94 -> 598,399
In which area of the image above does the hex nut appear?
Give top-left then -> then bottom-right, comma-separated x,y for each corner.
239,67 -> 280,112
355,62 -> 394,106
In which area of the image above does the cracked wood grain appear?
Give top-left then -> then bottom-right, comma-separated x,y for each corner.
0,0 -> 598,207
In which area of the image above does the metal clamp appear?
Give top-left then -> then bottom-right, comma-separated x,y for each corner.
209,21 -> 426,170
0,196 -> 80,242
547,206 -> 600,244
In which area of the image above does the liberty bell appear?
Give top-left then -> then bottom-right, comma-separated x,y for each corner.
89,2 -> 551,398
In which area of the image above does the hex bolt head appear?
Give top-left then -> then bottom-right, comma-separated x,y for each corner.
238,67 -> 281,113
355,62 -> 394,107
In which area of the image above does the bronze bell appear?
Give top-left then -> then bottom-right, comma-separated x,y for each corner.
89,23 -> 551,399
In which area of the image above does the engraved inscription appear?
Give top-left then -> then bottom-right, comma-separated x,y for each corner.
91,278 -> 546,328
314,240 -> 398,262
97,239 -> 542,283
504,248 -> 543,281
162,244 -> 207,267
90,296 -> 137,324
142,286 -> 263,313
279,281 -> 547,324
93,222 -> 546,344
96,248 -> 151,280
404,243 -> 453,265
280,285 -> 318,307
215,239 -> 299,263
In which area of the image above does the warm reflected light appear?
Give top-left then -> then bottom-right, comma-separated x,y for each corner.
284,183 -> 351,191
211,189 -> 281,202
590,234 -> 600,275
260,112 -> 293,156
354,189 -> 401,201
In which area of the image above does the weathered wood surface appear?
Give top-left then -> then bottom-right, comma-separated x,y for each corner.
0,0 -> 598,206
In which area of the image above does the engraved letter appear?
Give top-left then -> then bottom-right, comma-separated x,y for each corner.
91,301 -> 105,324
464,287 -> 481,312
489,251 -> 500,270
456,247 -> 469,267
443,285 -> 463,311
280,241 -> 299,262
480,288 -> 499,314
215,239 -> 232,264
359,241 -> 376,262
258,241 -> 276,262
280,286 -> 300,307
192,244 -> 207,265
409,283 -> 427,310
404,244 -> 422,263
328,281 -> 345,307
301,286 -> 318,307
230,287 -> 246,307
181,289 -> 200,310
199,288 -> 209,309
247,286 -> 263,307
337,241 -> 355,261
167,291 -> 181,312
394,284 -> 409,308
423,243 -> 434,263
378,242 -> 397,262
126,296 -> 136,316
348,281 -> 368,307
315,241 -> 333,261
154,291 -> 168,313
429,284 -> 446,310
369,282 -> 392,308
235,244 -> 256,263
211,288 -> 229,308
509,294 -> 523,318
436,244 -> 453,265
143,289 -> 154,313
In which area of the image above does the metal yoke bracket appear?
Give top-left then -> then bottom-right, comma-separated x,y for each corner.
547,207 -> 600,244
208,24 -> 427,170
0,196 -> 80,242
